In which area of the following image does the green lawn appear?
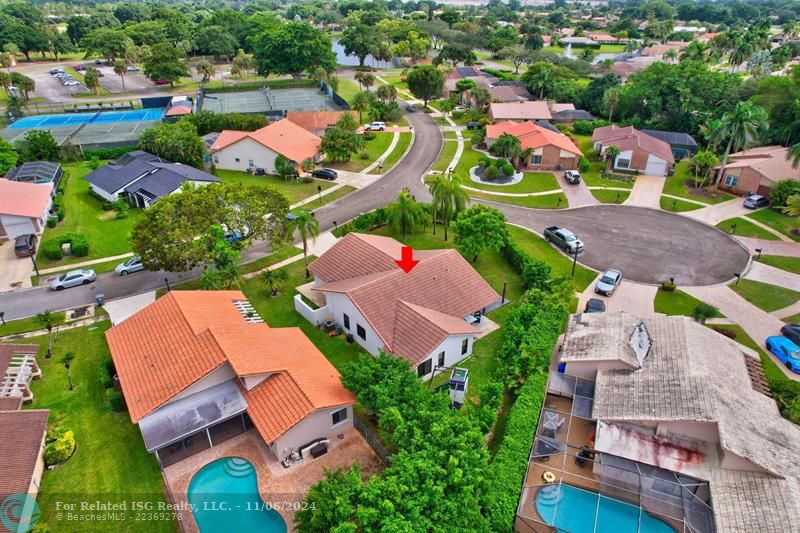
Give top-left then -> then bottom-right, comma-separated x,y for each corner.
654,289 -> 721,317
783,311 -> 800,323
467,190 -> 568,209
755,255 -> 800,275
378,72 -> 409,92
37,163 -> 144,268
507,225 -> 596,291
462,171 -> 560,194
591,189 -> 629,204
217,170 -> 334,204
370,132 -> 411,174
730,278 -> 800,313
0,312 -> 66,338
452,140 -> 486,177
662,161 -> 733,204
747,209 -> 800,242
239,245 -> 303,275
659,196 -> 704,212
25,323 -> 172,532
323,132 -> 394,173
308,185 -> 357,209
432,140 -> 459,172
335,78 -> 361,104
715,217 -> 780,241
443,130 -> 459,140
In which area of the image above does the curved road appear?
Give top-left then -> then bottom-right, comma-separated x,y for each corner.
0,109 -> 443,321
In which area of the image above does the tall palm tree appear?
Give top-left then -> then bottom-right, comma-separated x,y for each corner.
604,145 -> 620,170
261,267 -> 289,296
286,210 -> 320,278
663,49 -> 678,63
351,91 -> 373,124
782,194 -> 800,217
711,101 -> 768,189
113,59 -> 127,91
602,87 -> 621,122
528,67 -> 552,99
680,40 -> 710,63
386,189 -> 426,241
376,83 -> 397,103
34,309 -> 58,358
429,175 -> 468,241
787,142 -> 800,168
196,59 -> 215,82
728,41 -> 753,71
784,21 -> 800,40
354,71 -> 375,91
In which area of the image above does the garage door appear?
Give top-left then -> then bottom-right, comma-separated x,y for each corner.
0,217 -> 33,239
645,157 -> 667,176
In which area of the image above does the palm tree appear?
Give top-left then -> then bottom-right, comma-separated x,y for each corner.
0,71 -> 10,95
711,101 -> 768,189
788,142 -> 800,168
376,84 -> 397,103
261,268 -> 289,296
354,71 -> 375,91
196,59 -> 215,82
470,86 -> 491,110
680,40 -> 710,63
113,59 -> 127,91
34,309 -> 58,358
728,41 -> 753,71
286,210 -> 319,278
351,91 -> 373,124
490,133 -> 521,159
602,87 -> 621,122
784,21 -> 800,40
663,49 -> 678,63
386,189 -> 426,241
62,352 -> 75,391
528,67 -> 552,99
624,40 -> 640,53
429,175 -> 468,241
782,194 -> 800,217
604,145 -> 620,170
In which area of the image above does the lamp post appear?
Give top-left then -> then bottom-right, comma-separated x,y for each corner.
734,272 -> 741,285
164,277 -> 171,292
571,246 -> 579,277
333,220 -> 338,232
27,243 -> 40,277
0,312 -> 5,326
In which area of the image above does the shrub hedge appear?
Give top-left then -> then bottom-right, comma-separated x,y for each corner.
41,233 -> 89,260
572,118 -> 611,136
82,146 -> 137,161
484,371 -> 548,532
332,207 -> 388,237
500,241 -> 552,291
486,166 -> 498,179
44,428 -> 76,466
106,387 -> 127,412
502,163 -> 515,177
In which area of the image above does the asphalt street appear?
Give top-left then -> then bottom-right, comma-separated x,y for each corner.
0,108 -> 443,321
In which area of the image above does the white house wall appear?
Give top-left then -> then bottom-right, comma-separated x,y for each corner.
269,405 -> 353,461
323,292 -> 384,355
212,138 -> 279,173
416,333 -> 474,380
88,184 -> 116,202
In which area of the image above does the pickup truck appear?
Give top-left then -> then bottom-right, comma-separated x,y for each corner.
544,226 -> 584,254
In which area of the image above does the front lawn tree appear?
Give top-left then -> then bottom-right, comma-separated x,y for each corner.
454,205 -> 510,262
84,67 -> 100,95
261,267 -> 289,296
350,90 -> 377,123
138,121 -> 205,168
429,174 -> 467,240
711,101 -> 768,190
386,189 -> 427,241
354,71 -> 376,91
131,183 -> 289,272
286,210 -> 319,278
604,145 -> 620,170
142,42 -> 189,86
406,64 -> 444,110
15,130 -> 59,161
489,133 -> 521,159
199,224 -> 242,290
274,154 -> 297,181
113,59 -> 127,91
252,21 -> 336,80
321,127 -> 364,162
34,309 -> 58,358
0,139 -> 19,175
689,151 -> 719,188
196,59 -> 215,82
377,83 -> 397,103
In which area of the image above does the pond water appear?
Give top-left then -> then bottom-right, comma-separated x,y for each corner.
332,37 -> 398,69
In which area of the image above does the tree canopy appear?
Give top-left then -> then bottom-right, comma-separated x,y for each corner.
139,121 -> 205,168
454,205 -> 510,262
406,64 -> 444,108
252,21 -> 336,80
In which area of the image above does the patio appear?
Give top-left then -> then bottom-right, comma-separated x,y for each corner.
163,427 -> 384,531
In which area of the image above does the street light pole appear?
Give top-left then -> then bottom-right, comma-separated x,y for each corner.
571,247 -> 579,277
164,277 -> 171,292
28,243 -> 40,277
0,312 -> 5,326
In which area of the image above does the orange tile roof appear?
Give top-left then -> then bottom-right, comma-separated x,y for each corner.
286,111 -> 354,133
211,120 -> 321,163
309,233 -> 498,364
165,104 -> 192,117
106,291 -> 353,435
486,121 -> 582,156
241,374 -> 314,444
0,179 -> 52,218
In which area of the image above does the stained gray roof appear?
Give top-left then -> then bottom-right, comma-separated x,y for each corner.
84,151 -> 218,198
642,129 -> 698,148
563,312 -> 800,532
552,109 -> 595,121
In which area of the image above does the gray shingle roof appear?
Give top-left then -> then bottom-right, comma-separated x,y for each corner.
563,312 -> 800,532
642,129 -> 698,148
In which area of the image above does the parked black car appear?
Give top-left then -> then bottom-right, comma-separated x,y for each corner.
311,168 -> 338,180
467,121 -> 481,130
781,324 -> 800,346
584,298 -> 606,313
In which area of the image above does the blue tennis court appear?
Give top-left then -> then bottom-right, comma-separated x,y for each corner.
9,108 -> 165,129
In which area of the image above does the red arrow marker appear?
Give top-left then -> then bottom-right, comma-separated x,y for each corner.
395,246 -> 419,273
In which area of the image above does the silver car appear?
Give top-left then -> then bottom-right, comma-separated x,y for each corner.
115,257 -> 146,276
595,269 -> 623,296
50,269 -> 97,291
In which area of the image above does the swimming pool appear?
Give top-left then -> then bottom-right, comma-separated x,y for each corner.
9,108 -> 164,129
536,484 -> 675,533
187,457 -> 287,533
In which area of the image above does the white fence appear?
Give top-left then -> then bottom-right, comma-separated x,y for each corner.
294,294 -> 330,326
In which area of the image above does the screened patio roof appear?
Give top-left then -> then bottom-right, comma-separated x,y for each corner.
138,380 -> 248,451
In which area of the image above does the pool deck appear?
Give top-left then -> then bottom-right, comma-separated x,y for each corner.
162,427 -> 384,532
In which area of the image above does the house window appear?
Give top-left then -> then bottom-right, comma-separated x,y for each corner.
615,157 -> 631,169
343,313 -> 350,330
724,174 -> 738,187
331,408 -> 348,426
531,154 -> 542,165
461,338 -> 469,355
213,156 -> 219,164
438,351 -> 445,367
248,159 -> 254,168
357,324 -> 366,341
417,358 -> 432,377
235,157 -> 240,163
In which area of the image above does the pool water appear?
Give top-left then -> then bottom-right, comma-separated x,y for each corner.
187,457 -> 287,533
536,484 -> 675,533
9,108 -> 164,128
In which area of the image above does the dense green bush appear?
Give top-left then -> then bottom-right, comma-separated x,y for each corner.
106,388 -> 127,412
501,241 -> 552,291
101,201 -> 113,211
44,428 -> 76,466
358,150 -> 369,160
82,146 -> 137,161
660,281 -> 677,292
334,207 -> 388,237
572,118 -> 611,136
485,165 -> 498,179
98,359 -> 114,389
768,179 -> 800,207
41,233 -> 89,260
46,217 -> 57,228
579,157 -> 590,172
41,240 -> 63,260
484,371 -> 548,532
56,208 -> 65,221
502,163 -> 515,177
475,381 -> 504,433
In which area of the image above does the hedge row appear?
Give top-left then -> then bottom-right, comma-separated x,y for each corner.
484,371 -> 548,532
332,207 -> 388,237
500,241 -> 552,291
572,118 -> 611,136
41,233 -> 89,260
82,146 -> 138,160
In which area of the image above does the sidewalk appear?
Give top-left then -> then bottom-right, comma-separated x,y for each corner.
684,198 -> 751,225
735,236 -> 800,257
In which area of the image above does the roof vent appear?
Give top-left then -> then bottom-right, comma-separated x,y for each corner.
233,300 -> 264,324
628,321 -> 652,367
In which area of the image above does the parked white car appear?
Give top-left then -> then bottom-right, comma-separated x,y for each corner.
115,257 -> 146,276
366,121 -> 386,131
50,269 -> 97,291
595,269 -> 623,296
63,80 -> 80,86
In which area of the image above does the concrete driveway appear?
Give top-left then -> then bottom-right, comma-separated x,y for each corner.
0,241 -> 33,292
578,275 -> 657,318
477,202 -> 751,286
556,172 -> 598,207
624,175 -> 665,208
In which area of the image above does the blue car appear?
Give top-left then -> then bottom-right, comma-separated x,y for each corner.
766,336 -> 800,373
